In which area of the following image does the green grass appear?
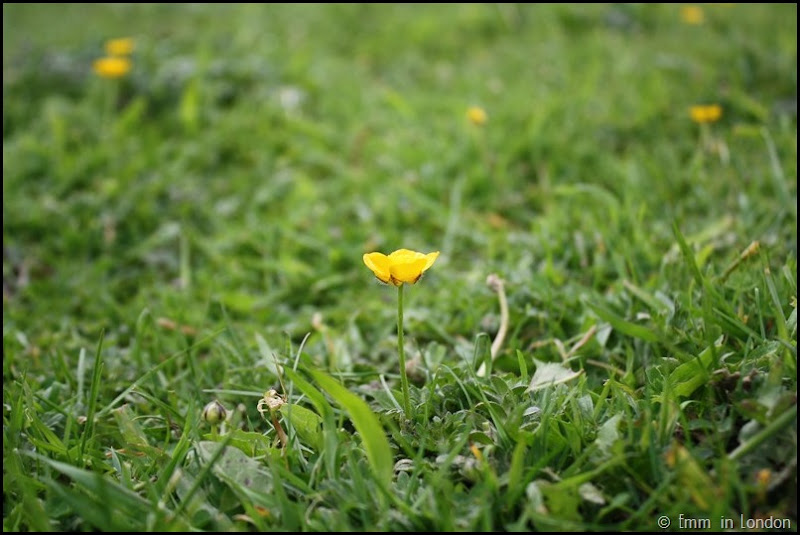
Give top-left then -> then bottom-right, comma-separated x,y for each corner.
3,3 -> 797,531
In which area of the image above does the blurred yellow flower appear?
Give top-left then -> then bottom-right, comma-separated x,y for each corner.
689,104 -> 722,123
93,56 -> 131,79
105,37 -> 135,56
681,5 -> 705,25
363,249 -> 439,286
466,106 -> 488,126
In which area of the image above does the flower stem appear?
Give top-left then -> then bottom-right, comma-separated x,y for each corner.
397,284 -> 412,417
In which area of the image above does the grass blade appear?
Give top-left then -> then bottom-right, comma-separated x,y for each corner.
79,331 -> 105,464
587,301 -> 660,343
309,369 -> 393,489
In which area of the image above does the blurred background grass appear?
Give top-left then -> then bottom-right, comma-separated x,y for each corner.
3,3 -> 797,531
4,3 -> 795,341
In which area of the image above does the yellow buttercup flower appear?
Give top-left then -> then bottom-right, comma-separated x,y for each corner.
105,37 -> 135,56
466,106 -> 488,126
363,248 -> 440,417
363,249 -> 439,286
93,56 -> 131,79
681,5 -> 705,25
689,104 -> 722,124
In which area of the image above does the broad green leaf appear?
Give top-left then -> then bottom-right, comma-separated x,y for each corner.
654,338 -> 723,401
537,479 -> 581,521
592,414 -> 622,461
194,441 -> 273,493
309,369 -> 393,488
112,404 -> 165,458
202,429 -> 277,457
528,359 -> 583,392
280,403 -> 323,450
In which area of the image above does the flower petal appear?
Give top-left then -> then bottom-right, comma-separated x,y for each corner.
388,249 -> 424,263
363,252 -> 392,284
420,251 -> 440,272
390,257 -> 428,284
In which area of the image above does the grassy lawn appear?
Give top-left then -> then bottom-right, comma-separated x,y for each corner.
3,3 -> 797,531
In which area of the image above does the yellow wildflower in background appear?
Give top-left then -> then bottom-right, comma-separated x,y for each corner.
681,5 -> 705,25
93,56 -> 131,79
466,106 -> 488,126
363,249 -> 439,286
105,37 -> 135,56
689,104 -> 722,124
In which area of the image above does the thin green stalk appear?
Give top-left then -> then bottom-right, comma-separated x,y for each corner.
728,404 -> 797,461
397,284 -> 412,417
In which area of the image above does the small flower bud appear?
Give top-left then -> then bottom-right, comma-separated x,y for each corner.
202,400 -> 228,425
